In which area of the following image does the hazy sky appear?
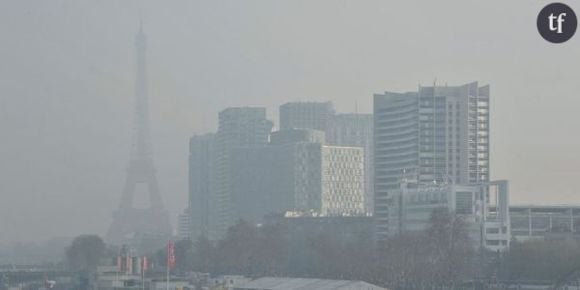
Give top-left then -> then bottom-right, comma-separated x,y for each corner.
1,0 -> 579,244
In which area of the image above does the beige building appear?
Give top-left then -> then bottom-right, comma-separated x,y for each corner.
321,146 -> 365,216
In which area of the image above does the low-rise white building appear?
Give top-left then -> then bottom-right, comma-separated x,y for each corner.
509,205 -> 580,242
388,179 -> 510,251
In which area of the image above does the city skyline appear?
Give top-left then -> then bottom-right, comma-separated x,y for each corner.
1,1 -> 580,245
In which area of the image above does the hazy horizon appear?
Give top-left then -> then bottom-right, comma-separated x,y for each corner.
1,0 -> 579,245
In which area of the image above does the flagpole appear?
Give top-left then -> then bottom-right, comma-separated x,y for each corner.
166,240 -> 175,290
166,240 -> 171,290
142,256 -> 147,290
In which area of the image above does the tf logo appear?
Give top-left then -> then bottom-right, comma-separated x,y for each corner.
537,3 -> 577,43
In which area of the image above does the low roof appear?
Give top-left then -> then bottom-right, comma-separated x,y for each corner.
235,277 -> 386,290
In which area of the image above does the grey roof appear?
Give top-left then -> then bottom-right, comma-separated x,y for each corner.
234,277 -> 386,290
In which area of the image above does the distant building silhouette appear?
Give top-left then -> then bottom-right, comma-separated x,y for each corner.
188,103 -> 373,241
177,209 -> 191,241
280,102 -> 375,214
230,129 -> 366,224
188,133 -> 216,241
106,26 -> 171,251
279,101 -> 335,132
214,107 -> 273,239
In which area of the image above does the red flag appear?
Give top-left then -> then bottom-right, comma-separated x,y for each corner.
142,256 -> 148,273
127,256 -> 133,274
167,241 -> 176,269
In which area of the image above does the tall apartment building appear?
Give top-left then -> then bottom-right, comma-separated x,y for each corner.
188,133 -> 216,241
279,101 -> 335,131
214,107 -> 273,238
374,82 -> 490,238
327,113 -> 374,213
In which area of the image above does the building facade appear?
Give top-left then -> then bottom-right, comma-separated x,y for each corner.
388,180 -> 510,251
321,146 -> 365,216
214,107 -> 273,239
292,142 -> 324,213
188,133 -> 216,241
327,113 -> 374,214
229,144 -> 296,223
509,205 -> 580,242
227,129 -> 365,223
177,209 -> 191,241
279,101 -> 335,131
374,82 -> 490,238
270,128 -> 326,145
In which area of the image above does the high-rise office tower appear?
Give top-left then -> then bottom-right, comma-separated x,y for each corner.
373,82 -> 490,238
327,113 -> 374,213
188,133 -> 216,241
279,101 -> 335,131
214,107 -> 273,238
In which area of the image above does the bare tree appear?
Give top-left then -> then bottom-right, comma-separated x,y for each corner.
65,235 -> 105,290
424,208 -> 474,288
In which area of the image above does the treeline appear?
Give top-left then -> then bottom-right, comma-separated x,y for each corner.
158,209 -> 476,289
61,212 -> 580,289
496,239 -> 580,282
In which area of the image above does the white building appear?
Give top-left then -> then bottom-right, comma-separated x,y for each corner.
279,103 -> 373,215
388,179 -> 510,251
321,146 -> 365,216
374,82 -> 491,240
509,205 -> 580,242
327,113 -> 374,214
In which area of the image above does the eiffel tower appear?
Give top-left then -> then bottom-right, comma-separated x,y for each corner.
106,25 -> 171,249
